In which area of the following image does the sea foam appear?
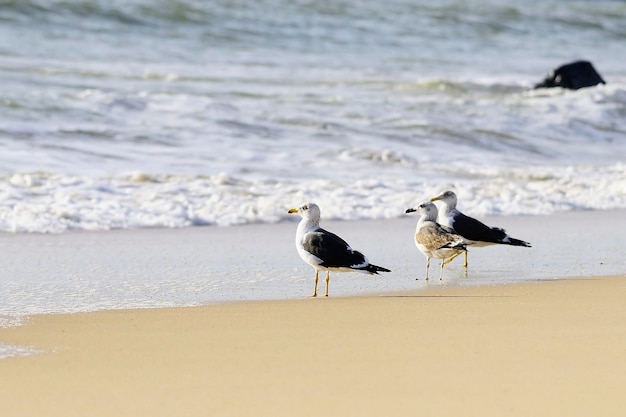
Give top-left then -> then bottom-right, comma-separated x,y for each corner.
1,162 -> 625,233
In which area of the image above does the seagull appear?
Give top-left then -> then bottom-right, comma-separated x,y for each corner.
430,190 -> 531,268
405,201 -> 469,280
288,202 -> 391,297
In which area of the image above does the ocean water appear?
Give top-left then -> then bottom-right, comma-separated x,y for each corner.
0,0 -> 625,233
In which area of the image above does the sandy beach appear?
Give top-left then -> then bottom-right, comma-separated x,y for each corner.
1,275 -> 625,417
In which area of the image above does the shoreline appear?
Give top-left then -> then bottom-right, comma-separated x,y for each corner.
1,274 -> 624,416
1,209 -> 626,316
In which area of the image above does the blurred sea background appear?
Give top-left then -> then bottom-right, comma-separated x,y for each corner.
1,0 -> 625,233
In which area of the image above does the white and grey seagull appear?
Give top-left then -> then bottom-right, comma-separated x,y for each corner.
430,190 -> 531,268
405,201 -> 469,280
288,202 -> 390,297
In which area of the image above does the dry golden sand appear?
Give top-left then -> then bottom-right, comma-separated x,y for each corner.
1,276 -> 625,417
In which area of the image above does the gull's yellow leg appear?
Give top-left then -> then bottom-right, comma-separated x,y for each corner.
312,271 -> 319,297
463,251 -> 468,268
442,251 -> 462,265
324,271 -> 330,297
439,259 -> 445,280
424,258 -> 430,281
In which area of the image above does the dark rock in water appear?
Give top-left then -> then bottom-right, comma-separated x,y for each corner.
534,60 -> 606,90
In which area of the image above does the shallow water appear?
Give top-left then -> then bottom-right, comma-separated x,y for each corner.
1,0 -> 625,232
1,210 -> 625,319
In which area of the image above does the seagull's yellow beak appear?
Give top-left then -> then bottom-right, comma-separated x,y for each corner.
287,208 -> 298,214
430,196 -> 441,202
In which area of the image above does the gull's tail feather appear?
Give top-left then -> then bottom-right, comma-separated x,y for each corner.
363,264 -> 391,274
504,237 -> 532,247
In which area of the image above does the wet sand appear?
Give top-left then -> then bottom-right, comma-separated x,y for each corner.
1,209 -> 626,315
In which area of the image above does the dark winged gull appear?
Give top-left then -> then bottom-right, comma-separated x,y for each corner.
288,202 -> 391,297
405,201 -> 469,280
430,190 -> 531,268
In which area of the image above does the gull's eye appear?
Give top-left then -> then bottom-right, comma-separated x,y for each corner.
301,204 -> 309,211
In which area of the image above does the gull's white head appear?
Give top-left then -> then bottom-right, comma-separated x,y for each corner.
405,201 -> 438,221
430,190 -> 458,209
288,202 -> 321,221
